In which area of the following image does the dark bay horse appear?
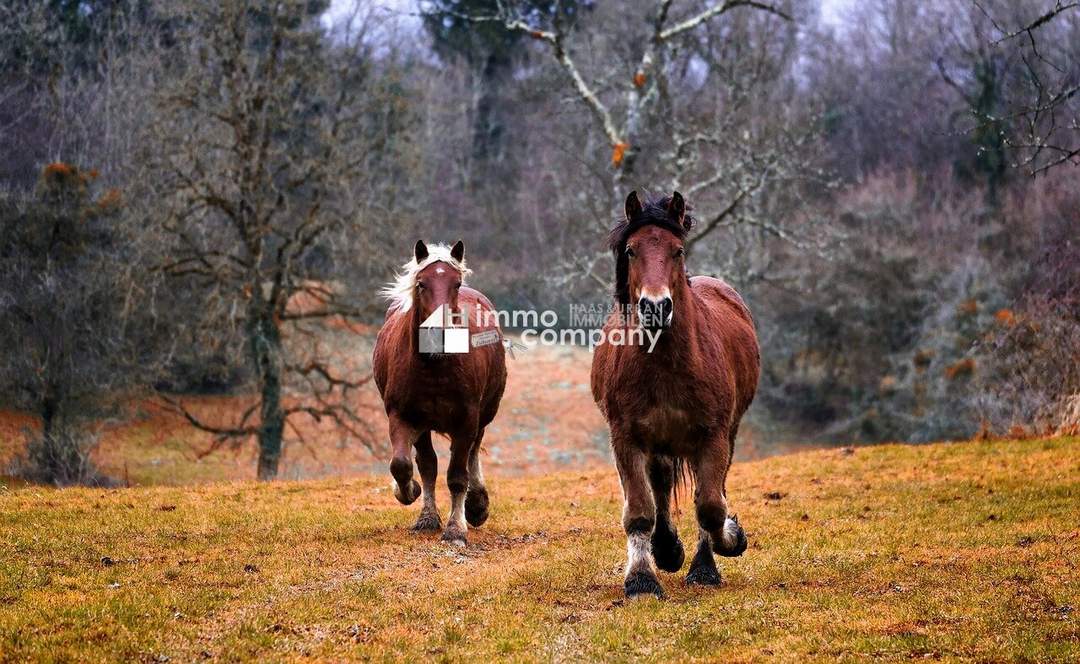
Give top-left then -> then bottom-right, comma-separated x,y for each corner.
591,191 -> 760,598
373,240 -> 507,546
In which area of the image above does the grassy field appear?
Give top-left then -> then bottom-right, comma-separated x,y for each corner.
1,435 -> 1077,662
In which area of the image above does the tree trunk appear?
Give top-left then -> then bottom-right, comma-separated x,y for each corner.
470,51 -> 512,187
39,388 -> 61,480
250,308 -> 285,481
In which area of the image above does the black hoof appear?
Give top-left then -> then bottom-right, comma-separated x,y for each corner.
441,528 -> 467,547
624,571 -> 664,599
686,563 -> 722,586
713,516 -> 748,557
651,526 -> 685,573
411,511 -> 442,533
465,488 -> 489,527
394,479 -> 421,506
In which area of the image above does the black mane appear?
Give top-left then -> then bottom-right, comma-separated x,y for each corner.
608,193 -> 694,304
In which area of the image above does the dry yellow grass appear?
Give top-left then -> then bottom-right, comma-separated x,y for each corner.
1,436 -> 1077,662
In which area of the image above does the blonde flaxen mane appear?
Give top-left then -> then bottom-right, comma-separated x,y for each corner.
380,243 -> 471,313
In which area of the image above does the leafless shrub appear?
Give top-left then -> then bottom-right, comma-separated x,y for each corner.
143,0 -> 416,479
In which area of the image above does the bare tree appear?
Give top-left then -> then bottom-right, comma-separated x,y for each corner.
147,0 -> 410,479
429,0 -> 827,290
969,0 -> 1080,174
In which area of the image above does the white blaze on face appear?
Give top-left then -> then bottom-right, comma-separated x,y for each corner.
639,286 -> 671,301
637,286 -> 674,326
436,267 -> 445,274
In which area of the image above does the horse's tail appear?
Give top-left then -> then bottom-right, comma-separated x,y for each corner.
671,457 -> 694,512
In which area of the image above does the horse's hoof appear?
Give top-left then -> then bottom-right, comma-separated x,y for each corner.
411,512 -> 442,533
394,479 -> 422,506
686,564 -> 722,586
713,516 -> 748,557
465,488 -> 489,527
651,527 -> 685,573
624,571 -> 664,599
440,529 -> 467,547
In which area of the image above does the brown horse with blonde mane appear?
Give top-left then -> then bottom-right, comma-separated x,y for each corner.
591,191 -> 760,598
373,240 -> 506,546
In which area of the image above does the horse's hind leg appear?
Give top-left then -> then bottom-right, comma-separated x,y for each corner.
648,455 -> 684,573
411,432 -> 441,532
615,438 -> 663,598
388,415 -> 421,505
465,429 -> 489,527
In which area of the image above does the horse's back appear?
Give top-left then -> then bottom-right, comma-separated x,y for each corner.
691,276 -> 760,416
690,276 -> 753,325
461,287 -> 498,329
459,287 -> 509,425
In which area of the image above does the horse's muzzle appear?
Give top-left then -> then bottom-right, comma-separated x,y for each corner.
638,295 -> 673,330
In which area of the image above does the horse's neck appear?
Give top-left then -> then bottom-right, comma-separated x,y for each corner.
645,287 -> 700,358
398,305 -> 420,357
397,306 -> 459,370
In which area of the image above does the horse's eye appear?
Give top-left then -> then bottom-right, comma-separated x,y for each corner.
454,282 -> 462,289
416,282 -> 425,291
626,247 -> 636,258
674,248 -> 685,258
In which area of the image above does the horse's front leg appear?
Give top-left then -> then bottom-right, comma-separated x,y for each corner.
614,435 -> 662,598
687,437 -> 747,586
411,432 -> 441,532
441,427 -> 476,547
465,428 -> 489,527
388,414 -> 421,505
648,455 -> 685,573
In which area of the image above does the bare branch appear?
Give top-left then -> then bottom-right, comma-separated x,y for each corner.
659,0 -> 791,41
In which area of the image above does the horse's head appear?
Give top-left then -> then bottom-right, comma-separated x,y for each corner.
610,191 -> 693,332
412,239 -> 466,321
382,239 -> 471,321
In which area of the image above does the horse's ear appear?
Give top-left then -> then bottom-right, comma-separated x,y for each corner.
625,190 -> 643,222
668,191 -> 686,227
414,240 -> 428,263
450,239 -> 465,262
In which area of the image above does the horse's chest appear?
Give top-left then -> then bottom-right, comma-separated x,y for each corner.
637,405 -> 691,438
397,374 -> 475,430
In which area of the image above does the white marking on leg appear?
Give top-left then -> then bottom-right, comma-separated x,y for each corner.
446,491 -> 467,546
625,532 -> 655,579
721,517 -> 740,550
468,451 -> 484,490
421,475 -> 437,514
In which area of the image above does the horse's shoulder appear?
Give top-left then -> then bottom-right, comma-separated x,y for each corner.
373,308 -> 406,380
461,286 -> 495,311
590,311 -> 622,407
690,275 -> 753,324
